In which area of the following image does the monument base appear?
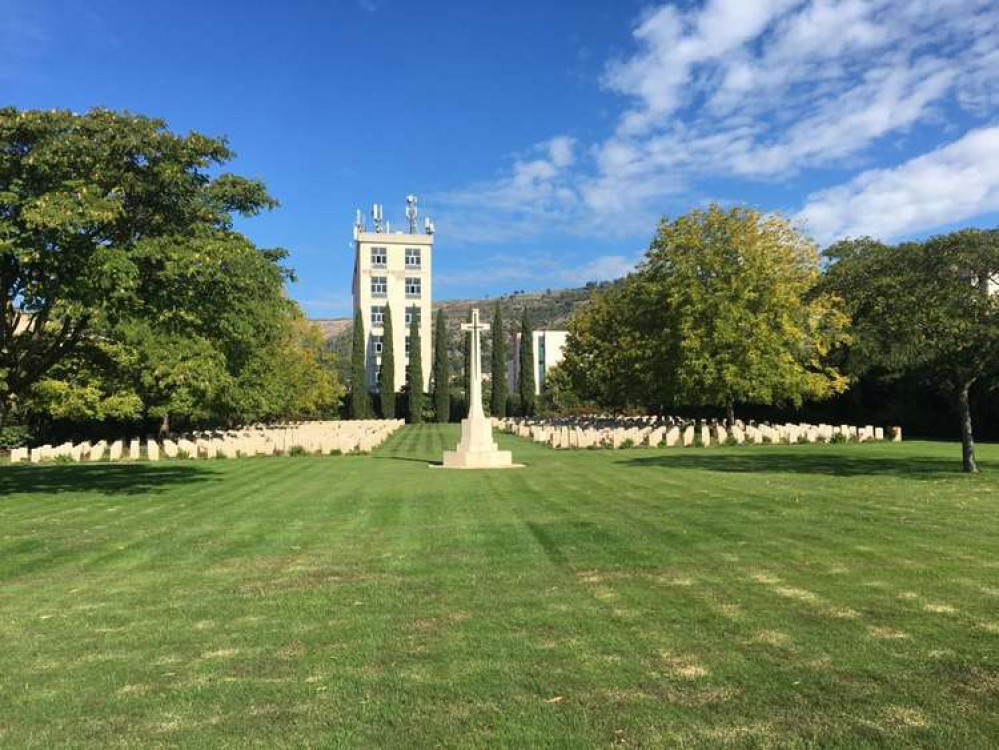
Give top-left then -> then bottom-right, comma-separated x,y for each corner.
440,448 -> 521,469
438,416 -> 523,469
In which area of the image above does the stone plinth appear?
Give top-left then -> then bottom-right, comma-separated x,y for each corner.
442,415 -> 515,469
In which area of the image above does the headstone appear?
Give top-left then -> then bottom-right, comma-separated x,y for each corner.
891,426 -> 903,442
147,440 -> 160,461
109,441 -> 123,461
89,442 -> 106,462
129,439 -> 141,460
665,426 -> 680,447
10,447 -> 27,463
682,425 -> 695,447
162,439 -> 178,458
700,424 -> 711,447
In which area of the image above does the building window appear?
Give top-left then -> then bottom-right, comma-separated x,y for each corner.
405,306 -> 421,326
405,247 -> 421,268
370,247 -> 387,268
372,366 -> 380,387
371,276 -> 387,297
405,277 -> 421,298
371,305 -> 385,326
372,335 -> 383,355
405,336 -> 411,356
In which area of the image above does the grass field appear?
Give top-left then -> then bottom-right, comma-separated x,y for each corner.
1,425 -> 997,748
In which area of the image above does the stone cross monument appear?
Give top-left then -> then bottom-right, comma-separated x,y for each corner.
441,308 -> 518,469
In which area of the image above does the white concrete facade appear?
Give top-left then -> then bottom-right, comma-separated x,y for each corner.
352,224 -> 433,393
508,329 -> 569,395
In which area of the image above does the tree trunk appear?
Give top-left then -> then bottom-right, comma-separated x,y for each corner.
159,412 -> 170,439
726,400 -> 735,426
956,381 -> 978,474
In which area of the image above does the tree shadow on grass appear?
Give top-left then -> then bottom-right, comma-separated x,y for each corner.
372,455 -> 437,464
616,450 -> 982,479
0,463 -> 219,498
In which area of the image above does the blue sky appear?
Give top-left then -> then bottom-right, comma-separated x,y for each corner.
4,0 -> 998,317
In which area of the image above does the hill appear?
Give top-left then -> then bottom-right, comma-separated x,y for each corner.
320,283 -> 615,380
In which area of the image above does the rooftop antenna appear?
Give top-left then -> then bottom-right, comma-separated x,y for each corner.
353,209 -> 364,239
424,216 -> 435,235
371,203 -> 384,233
405,194 -> 419,233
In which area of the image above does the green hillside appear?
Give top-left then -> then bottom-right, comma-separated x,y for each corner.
320,283 -> 614,385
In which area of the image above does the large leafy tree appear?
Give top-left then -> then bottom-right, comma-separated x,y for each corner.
350,308 -> 371,419
563,204 -> 849,419
407,311 -> 424,423
518,310 -> 536,416
230,312 -> 345,423
432,309 -> 450,422
822,230 -> 999,473
562,278 -> 662,410
0,107 -> 278,428
490,303 -> 507,417
379,303 -> 396,419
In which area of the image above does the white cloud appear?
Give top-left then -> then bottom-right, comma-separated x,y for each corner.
430,137 -> 587,243
559,254 -> 639,285
435,0 -> 999,247
436,252 -> 639,288
796,126 -> 999,244
603,0 -> 800,134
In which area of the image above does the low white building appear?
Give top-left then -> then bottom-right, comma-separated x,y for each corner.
508,329 -> 568,395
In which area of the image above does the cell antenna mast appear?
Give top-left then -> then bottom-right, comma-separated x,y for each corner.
405,194 -> 419,234
353,209 -> 364,239
371,203 -> 384,233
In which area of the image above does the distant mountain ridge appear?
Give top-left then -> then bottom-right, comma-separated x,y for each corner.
318,282 -> 616,376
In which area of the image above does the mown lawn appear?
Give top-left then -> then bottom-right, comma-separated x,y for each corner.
1,425 -> 997,748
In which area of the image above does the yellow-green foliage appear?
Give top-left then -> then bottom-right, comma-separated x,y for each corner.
564,204 -> 850,413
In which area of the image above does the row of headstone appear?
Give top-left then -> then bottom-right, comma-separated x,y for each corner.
8,420 -> 404,464
494,416 -> 901,450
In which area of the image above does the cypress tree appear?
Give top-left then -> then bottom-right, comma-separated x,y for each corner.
407,310 -> 424,423
432,309 -> 450,422
462,309 -> 472,411
518,310 -> 536,416
490,303 -> 507,417
350,308 -> 371,419
379,303 -> 395,419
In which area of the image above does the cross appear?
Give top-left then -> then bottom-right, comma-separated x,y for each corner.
460,308 -> 491,335
461,308 -> 490,420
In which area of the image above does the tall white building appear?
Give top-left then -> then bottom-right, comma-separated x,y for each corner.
508,329 -> 569,395
352,196 -> 434,393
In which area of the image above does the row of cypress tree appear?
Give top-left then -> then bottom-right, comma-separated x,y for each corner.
349,304 -> 535,421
